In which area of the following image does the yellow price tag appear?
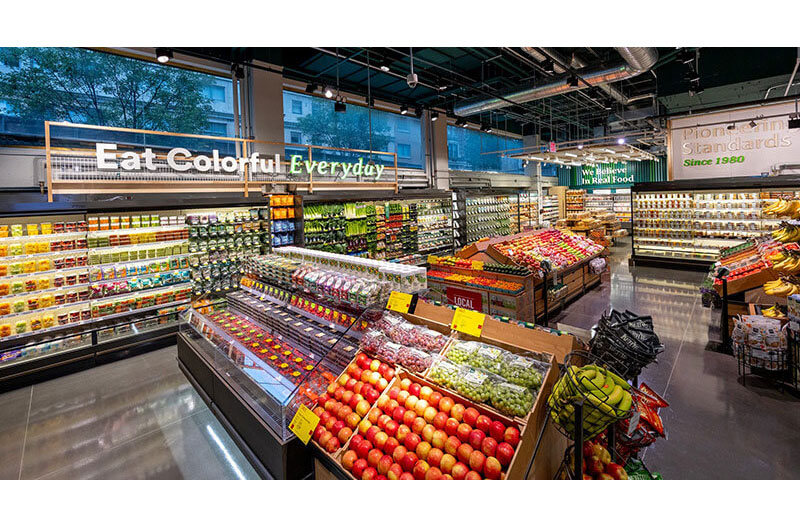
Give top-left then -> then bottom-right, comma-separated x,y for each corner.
451,307 -> 486,337
288,404 -> 320,445
471,260 -> 484,271
386,291 -> 413,313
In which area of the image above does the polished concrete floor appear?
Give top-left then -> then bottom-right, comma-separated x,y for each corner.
1,239 -> 798,479
551,239 -> 800,479
0,346 -> 259,479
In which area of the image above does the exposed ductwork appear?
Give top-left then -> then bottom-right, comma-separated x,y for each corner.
537,48 -> 631,106
454,47 -> 659,116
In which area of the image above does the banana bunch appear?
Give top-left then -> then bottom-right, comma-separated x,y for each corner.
764,199 -> 800,218
772,222 -> 800,243
761,304 -> 786,318
769,250 -> 800,274
763,276 -> 800,296
548,364 -> 633,440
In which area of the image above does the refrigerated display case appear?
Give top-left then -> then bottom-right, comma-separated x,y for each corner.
465,195 -> 511,243
631,176 -> 800,268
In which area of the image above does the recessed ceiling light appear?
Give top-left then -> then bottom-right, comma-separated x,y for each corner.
155,48 -> 172,64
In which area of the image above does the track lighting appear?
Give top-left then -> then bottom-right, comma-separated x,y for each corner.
414,106 -> 424,118
305,83 -> 317,94
689,82 -> 704,96
541,59 -> 555,74
231,63 -> 244,79
577,145 -> 584,150
749,120 -> 758,128
480,123 -> 492,133
567,75 -> 579,88
379,58 -> 392,72
617,138 -> 626,145
789,115 -> 800,129
727,123 -> 735,130
455,117 -> 467,128
335,101 -> 346,113
323,86 -> 335,99
400,104 -> 409,115
685,71 -> 700,83
430,111 -> 439,122
155,48 -> 172,64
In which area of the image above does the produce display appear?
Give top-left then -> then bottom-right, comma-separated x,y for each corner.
335,374 -> 522,479
588,310 -> 663,379
578,439 -> 628,480
548,359 -> 633,440
492,229 -> 604,273
269,194 -> 297,248
426,269 -> 524,294
511,192 -> 539,233
311,353 -> 396,454
416,199 -> 453,255
465,196 -> 510,243
364,312 -> 448,372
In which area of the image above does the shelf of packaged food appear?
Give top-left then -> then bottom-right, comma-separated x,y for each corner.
0,232 -> 87,244
0,299 -> 89,322
0,284 -> 88,302
87,224 -> 189,237
88,268 -> 190,285
87,239 -> 189,254
634,243 -> 717,254
92,251 -> 202,268
0,266 -> 89,282
0,248 -> 87,262
89,281 -> 191,302
0,334 -> 93,369
239,284 -> 354,335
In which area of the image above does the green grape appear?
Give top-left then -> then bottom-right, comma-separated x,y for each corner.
454,368 -> 494,403
429,359 -> 460,389
501,356 -> 544,389
491,382 -> 535,417
447,340 -> 479,365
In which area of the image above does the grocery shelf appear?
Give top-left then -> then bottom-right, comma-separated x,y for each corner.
0,232 -> 87,243
88,240 -> 188,254
0,248 -> 87,262
91,251 -> 202,268
89,281 -> 191,302
0,284 -> 88,302
89,269 -> 190,285
0,266 -> 89,282
0,299 -> 89,321
87,224 -> 188,237
239,284 -> 354,335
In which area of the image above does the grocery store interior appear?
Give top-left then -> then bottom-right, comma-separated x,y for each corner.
1,41 -> 800,485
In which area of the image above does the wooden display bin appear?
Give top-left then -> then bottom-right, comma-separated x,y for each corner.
747,303 -> 789,325
713,267 -> 778,296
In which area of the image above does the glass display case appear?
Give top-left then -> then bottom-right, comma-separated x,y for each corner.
631,176 -> 800,267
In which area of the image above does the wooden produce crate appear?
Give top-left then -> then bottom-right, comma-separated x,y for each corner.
713,266 -> 778,296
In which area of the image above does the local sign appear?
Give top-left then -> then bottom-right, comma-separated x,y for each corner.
668,100 -> 800,179
446,286 -> 483,312
95,143 -> 388,178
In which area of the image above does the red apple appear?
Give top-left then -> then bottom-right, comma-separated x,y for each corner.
392,445 -> 408,463
456,443 -> 474,464
377,414 -> 391,429
318,394 -> 330,407
450,403 -> 466,421
400,378 -> 411,390
416,441 -> 432,461
385,368 -> 396,381
465,470 -> 482,480
358,419 -> 371,435
374,431 -> 389,450
583,474 -> 593,480
330,402 -> 342,417
330,420 -> 345,437
440,454 -> 456,474
481,437 -> 498,458
383,437 -> 399,456
489,420 -> 506,442
586,456 -> 604,476
377,454 -> 393,475
496,442 -> 515,467
422,424 -> 436,443
338,374 -> 350,387
313,406 -> 324,418
404,432 -> 421,452
433,412 -> 449,430
377,378 -> 389,391
387,463 -> 403,480
427,447 -> 444,468
397,390 -> 409,405
403,410 -> 417,427
356,352 -> 367,363
319,410 -> 331,424
313,425 -> 325,442
359,377 -> 370,391
366,426 -> 381,444
400,452 -> 419,473
345,413 -> 360,429
367,448 -> 383,468
412,417 -> 427,435
468,429 -> 486,451
443,435 -> 461,456
445,417 -> 460,437
432,430 -> 448,450
412,460 -> 430,480
345,378 -> 357,391
325,437 -> 340,453
352,458 -> 368,479
369,371 -> 381,386
425,467 -> 443,480
438,397 -> 454,414
422,406 -> 438,424
451,462 -> 469,480
457,423 -> 473,443
355,439 -> 372,460
327,382 -> 338,396
369,359 -> 381,372
350,434 -> 364,451
361,467 -> 377,480
429,392 -> 442,408
484,456 -> 502,479
399,472 -> 414,480
342,450 -> 358,471
337,427 -> 353,445
319,430 -> 333,447
342,390 -> 354,406
469,450 -> 485,473
405,395 -> 419,411
414,399 -> 429,416
376,394 -> 390,411
388,386 -> 400,400
355,400 -> 371,417
475,415 -> 492,433
463,407 -> 480,427
605,463 -> 628,480
334,387 -> 345,401
396,425 -> 410,443
336,405 -> 351,421
384,420 -> 399,438
368,407 -> 382,424
504,426 -> 520,448
324,400 -> 336,413
419,386 -> 433,401
386,400 -> 399,415
392,407 -> 406,423
409,383 -> 421,397
353,381 -> 364,396
378,363 -> 389,378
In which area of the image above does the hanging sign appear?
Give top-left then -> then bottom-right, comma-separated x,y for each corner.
668,100 -> 800,179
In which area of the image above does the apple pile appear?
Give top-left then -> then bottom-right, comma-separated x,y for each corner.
312,353 -> 396,454
492,229 -> 603,273
340,377 -> 522,480
580,440 -> 628,480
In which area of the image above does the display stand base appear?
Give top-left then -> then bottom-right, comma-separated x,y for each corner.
629,255 -> 710,272
177,332 -> 313,480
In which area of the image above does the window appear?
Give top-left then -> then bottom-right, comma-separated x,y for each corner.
0,47 -> 236,144
290,131 -> 302,144
446,126 -> 523,174
282,91 -> 423,169
205,122 -> 228,136
292,99 -> 303,115
204,85 -> 226,102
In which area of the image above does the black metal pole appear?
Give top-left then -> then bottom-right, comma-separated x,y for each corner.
573,402 -> 583,479
607,421 -> 616,463
543,281 -> 549,327
722,278 -> 730,353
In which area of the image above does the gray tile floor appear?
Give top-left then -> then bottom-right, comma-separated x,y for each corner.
1,238 -> 798,479
0,346 -> 259,479
551,238 -> 800,479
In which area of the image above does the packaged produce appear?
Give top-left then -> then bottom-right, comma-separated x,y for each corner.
376,341 -> 402,364
0,302 -> 9,315
360,329 -> 387,354
0,282 -> 8,296
13,300 -> 25,313
500,353 -> 546,389
446,339 -> 481,365
491,382 -> 535,417
398,346 -> 432,373
0,323 -> 10,337
427,357 -> 461,389
15,320 -> 27,334
11,281 -> 23,294
454,366 -> 498,403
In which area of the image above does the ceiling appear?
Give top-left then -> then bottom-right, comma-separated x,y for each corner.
176,47 -> 800,145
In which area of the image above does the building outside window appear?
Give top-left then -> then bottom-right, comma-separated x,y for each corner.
0,47 -> 236,145
282,91 -> 424,169
290,131 -> 302,144
291,99 -> 303,115
446,126 -> 523,174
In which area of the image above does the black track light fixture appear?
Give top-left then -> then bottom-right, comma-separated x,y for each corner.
414,106 -> 423,118
155,48 -> 172,64
480,123 -> 493,133
335,101 -> 346,113
379,58 -> 392,72
400,104 -> 409,115
567,75 -> 580,88
430,111 -> 439,122
323,86 -> 335,99
455,117 -> 467,128
305,83 -> 317,94
541,59 -> 555,74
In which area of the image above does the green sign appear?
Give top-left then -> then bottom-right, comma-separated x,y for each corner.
564,159 -> 666,189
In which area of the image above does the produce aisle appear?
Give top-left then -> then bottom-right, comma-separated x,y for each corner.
551,239 -> 800,479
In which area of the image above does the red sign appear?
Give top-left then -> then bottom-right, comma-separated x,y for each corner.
447,287 -> 483,312
549,141 -> 557,153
